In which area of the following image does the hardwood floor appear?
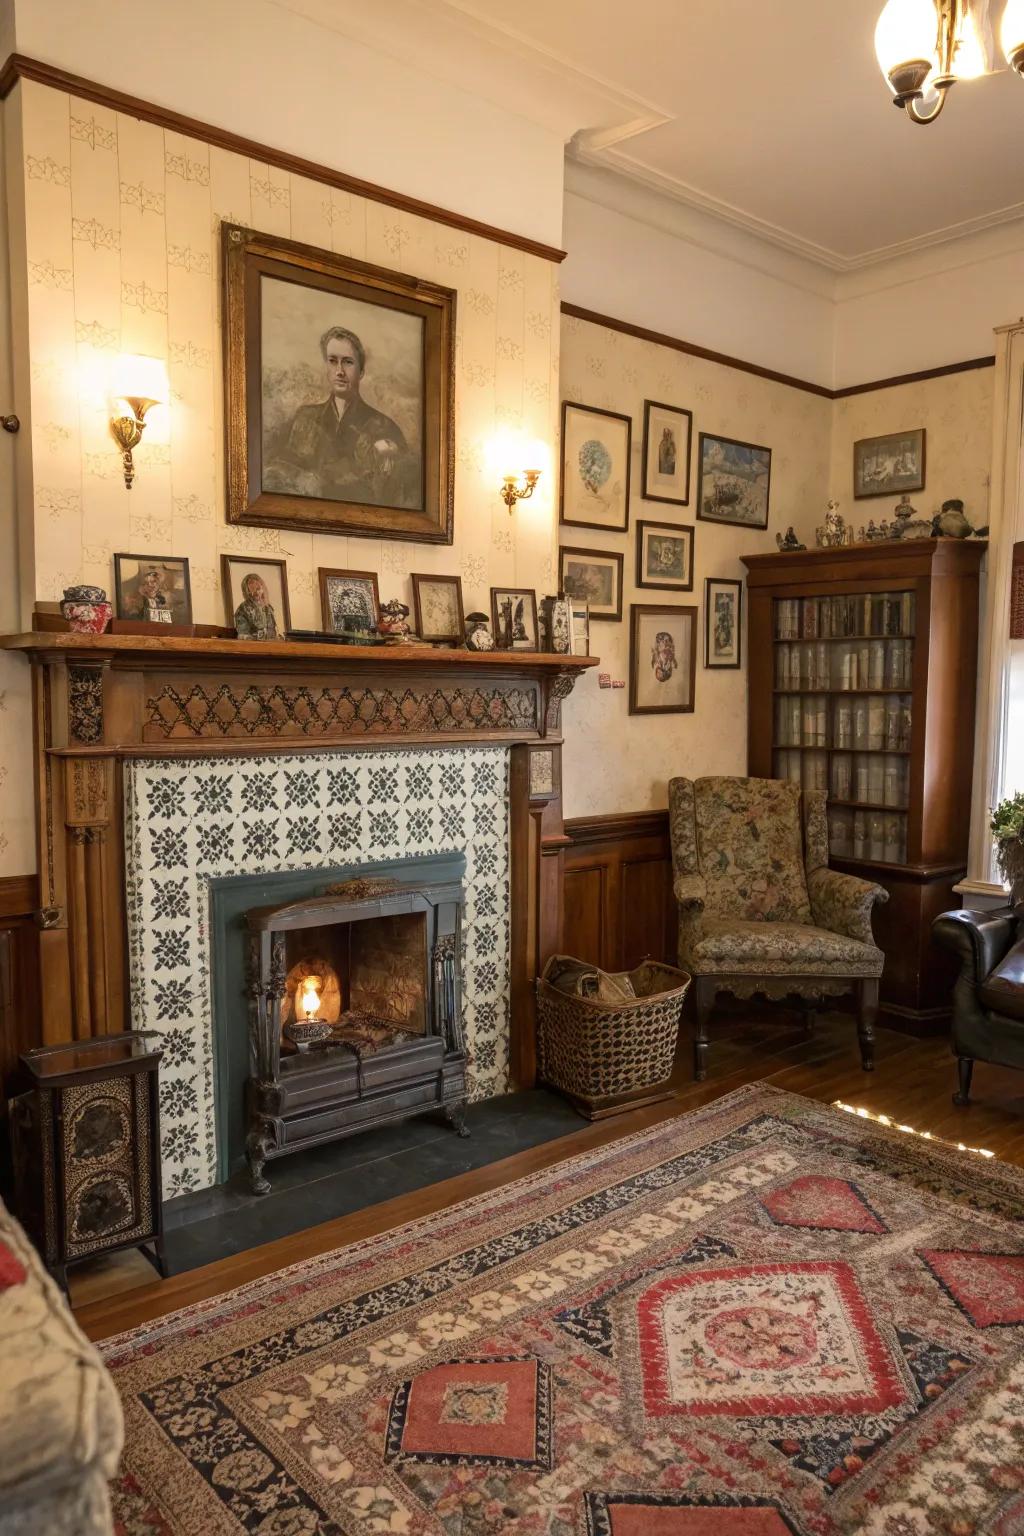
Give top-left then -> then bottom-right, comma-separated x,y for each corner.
72,1008 -> 1024,1342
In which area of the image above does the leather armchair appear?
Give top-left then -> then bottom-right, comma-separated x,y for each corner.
669,775 -> 887,1080
932,907 -> 1024,1104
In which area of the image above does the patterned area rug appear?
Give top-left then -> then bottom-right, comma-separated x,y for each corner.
104,1085 -> 1024,1535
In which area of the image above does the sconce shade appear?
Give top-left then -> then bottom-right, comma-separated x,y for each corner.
112,353 -> 167,407
875,0 -> 940,82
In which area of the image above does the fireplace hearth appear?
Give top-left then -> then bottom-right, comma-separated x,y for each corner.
244,869 -> 467,1193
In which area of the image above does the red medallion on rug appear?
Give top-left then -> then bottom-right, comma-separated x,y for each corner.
103,1086 -> 1024,1536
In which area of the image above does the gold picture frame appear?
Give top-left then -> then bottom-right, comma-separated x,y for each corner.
223,224 -> 456,544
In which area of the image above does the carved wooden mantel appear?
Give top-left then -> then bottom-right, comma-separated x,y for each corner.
1,632 -> 597,1085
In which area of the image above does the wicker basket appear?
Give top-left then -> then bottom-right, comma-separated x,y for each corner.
536,956 -> 691,1119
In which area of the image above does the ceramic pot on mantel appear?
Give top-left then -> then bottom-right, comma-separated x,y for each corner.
60,584 -> 112,634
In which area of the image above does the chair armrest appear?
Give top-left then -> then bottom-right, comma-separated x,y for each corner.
933,908 -> 1018,984
807,867 -> 888,945
673,872 -> 706,913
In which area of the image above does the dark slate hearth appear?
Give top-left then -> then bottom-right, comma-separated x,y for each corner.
159,1088 -> 584,1274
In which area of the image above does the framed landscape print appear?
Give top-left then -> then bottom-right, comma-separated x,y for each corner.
560,401 -> 632,532
490,587 -> 539,650
629,603 -> 697,715
636,520 -> 694,592
853,428 -> 926,499
411,573 -> 465,644
113,553 -> 192,625
318,568 -> 380,634
705,577 -> 743,669
696,432 -> 772,529
559,546 -> 624,621
223,224 -> 456,544
221,555 -> 291,641
642,399 -> 692,505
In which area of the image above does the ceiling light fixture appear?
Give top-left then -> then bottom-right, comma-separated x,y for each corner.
876,0 -> 1024,123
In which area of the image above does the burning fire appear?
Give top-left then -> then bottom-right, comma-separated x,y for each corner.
300,976 -> 322,1021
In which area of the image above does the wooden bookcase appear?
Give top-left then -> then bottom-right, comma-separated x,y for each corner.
743,539 -> 986,1034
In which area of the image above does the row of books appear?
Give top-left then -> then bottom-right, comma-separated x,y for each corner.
775,638 -> 913,692
774,592 -> 916,640
829,808 -> 907,865
774,694 -> 913,752
774,751 -> 910,808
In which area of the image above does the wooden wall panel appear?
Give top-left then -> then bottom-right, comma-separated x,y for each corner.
0,875 -> 41,1108
563,812 -> 675,973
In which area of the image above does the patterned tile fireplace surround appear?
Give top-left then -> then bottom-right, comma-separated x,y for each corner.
124,746 -> 511,1196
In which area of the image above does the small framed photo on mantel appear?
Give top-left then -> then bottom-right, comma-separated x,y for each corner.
113,553 -> 193,627
704,577 -> 743,669
318,568 -> 380,635
559,546 -> 624,622
629,603 -> 697,716
411,573 -> 465,644
490,587 -> 539,650
642,399 -> 692,505
222,554 -> 291,640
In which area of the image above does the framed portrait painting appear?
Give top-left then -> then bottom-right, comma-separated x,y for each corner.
411,574 -> 465,644
222,555 -> 291,641
490,587 -> 539,650
642,399 -> 691,505
318,568 -> 380,635
223,224 -> 456,544
853,429 -> 926,499
560,401 -> 631,532
113,553 -> 192,625
629,603 -> 697,716
705,577 -> 743,669
636,520 -> 694,592
696,432 -> 771,529
559,546 -> 623,621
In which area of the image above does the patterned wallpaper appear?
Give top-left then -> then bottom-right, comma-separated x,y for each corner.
828,367 -> 993,531
0,77 -> 561,874
559,313 -> 833,819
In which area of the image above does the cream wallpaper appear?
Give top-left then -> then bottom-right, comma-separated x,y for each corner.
0,78 -> 562,874
828,367 -> 994,531
559,313 -> 832,819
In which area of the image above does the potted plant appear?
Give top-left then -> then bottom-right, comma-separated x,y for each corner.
991,791 -> 1024,905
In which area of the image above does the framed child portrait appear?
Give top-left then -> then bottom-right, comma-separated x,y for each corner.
222,555 -> 292,641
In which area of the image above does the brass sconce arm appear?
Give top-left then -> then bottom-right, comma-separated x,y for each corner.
109,395 -> 159,490
500,468 -> 541,513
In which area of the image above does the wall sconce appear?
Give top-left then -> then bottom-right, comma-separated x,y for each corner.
109,354 -> 167,489
500,467 -> 542,513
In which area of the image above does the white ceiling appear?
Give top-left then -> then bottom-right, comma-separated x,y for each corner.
425,0 -> 1024,270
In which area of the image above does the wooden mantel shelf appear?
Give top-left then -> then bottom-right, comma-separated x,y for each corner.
1,631 -> 599,673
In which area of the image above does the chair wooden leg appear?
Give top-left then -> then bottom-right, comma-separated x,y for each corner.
694,979 -> 715,1082
953,1057 -> 974,1107
857,979 -> 878,1072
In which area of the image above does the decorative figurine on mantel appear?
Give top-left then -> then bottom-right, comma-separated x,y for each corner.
464,613 -> 495,651
60,584 -> 112,634
377,598 -> 412,641
816,501 -> 854,548
775,526 -> 806,552
932,498 -> 987,539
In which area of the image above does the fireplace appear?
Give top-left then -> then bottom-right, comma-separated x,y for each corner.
243,866 -> 467,1193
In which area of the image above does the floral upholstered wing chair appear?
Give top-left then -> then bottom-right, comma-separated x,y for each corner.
668,776 -> 888,1080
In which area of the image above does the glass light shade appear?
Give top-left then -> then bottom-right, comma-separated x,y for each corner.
1001,0 -> 1024,60
952,3 -> 993,76
485,427 -> 547,480
875,0 -> 940,78
112,353 -> 167,405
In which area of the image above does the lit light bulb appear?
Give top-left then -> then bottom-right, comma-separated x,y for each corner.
952,5 -> 988,75
875,0 -> 940,83
1002,0 -> 1024,69
300,977 -> 321,1020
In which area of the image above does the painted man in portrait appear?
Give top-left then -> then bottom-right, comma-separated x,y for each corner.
265,326 -> 419,508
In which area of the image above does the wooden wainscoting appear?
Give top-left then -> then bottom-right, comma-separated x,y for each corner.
562,811 -> 676,972
0,874 -> 41,1107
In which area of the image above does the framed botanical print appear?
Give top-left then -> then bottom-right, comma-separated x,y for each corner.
642,399 -> 692,505
490,587 -> 539,650
113,553 -> 192,625
636,520 -> 694,592
560,401 -> 632,532
696,432 -> 772,529
318,568 -> 380,635
559,546 -> 623,621
629,603 -> 697,715
853,429 -> 926,499
223,224 -> 456,544
221,555 -> 291,640
704,577 -> 743,669
411,573 -> 465,644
